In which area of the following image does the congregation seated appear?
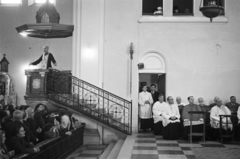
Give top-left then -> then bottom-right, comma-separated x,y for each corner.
59,114 -> 73,136
0,102 -> 84,158
33,111 -> 45,142
210,99 -> 233,140
5,110 -> 32,149
162,96 -> 181,140
182,96 -> 204,140
0,130 -> 15,159
10,123 -> 40,155
152,94 -> 166,135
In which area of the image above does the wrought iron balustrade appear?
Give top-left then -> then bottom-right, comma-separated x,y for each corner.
46,69 -> 132,135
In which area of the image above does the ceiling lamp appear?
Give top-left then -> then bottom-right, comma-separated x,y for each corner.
16,0 -> 74,38
199,0 -> 224,22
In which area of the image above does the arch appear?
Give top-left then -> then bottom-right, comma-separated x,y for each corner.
138,52 -> 166,73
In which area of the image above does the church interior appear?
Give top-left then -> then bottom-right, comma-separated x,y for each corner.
0,0 -> 240,158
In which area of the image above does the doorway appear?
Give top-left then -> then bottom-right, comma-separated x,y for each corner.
138,73 -> 166,132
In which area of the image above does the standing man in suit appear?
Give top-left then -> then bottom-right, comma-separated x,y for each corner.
150,84 -> 159,104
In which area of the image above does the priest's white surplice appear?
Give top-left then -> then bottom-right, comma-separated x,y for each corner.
138,91 -> 153,119
152,101 -> 167,123
162,103 -> 180,127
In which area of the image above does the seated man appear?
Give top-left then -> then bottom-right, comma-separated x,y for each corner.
198,97 -> 209,110
162,96 -> 181,140
225,96 -> 239,139
237,106 -> 240,141
182,96 -> 204,140
225,96 -> 240,114
176,96 -> 185,138
152,94 -> 167,135
198,97 -> 211,139
176,96 -> 186,107
210,99 -> 232,140
209,96 -> 219,108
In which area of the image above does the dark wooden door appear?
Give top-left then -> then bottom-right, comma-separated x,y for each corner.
158,74 -> 166,100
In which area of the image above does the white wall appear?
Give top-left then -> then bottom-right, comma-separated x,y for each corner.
2,0 -> 238,135
98,0 -> 240,132
0,0 -> 73,105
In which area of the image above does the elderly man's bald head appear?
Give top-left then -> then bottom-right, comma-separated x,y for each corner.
198,97 -> 204,104
216,99 -> 222,106
176,96 -> 182,104
214,96 -> 219,103
43,46 -> 49,53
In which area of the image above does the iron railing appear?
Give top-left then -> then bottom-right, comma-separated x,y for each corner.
46,69 -> 132,135
13,126 -> 84,159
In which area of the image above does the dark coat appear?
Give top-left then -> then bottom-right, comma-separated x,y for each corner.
225,102 -> 240,113
151,91 -> 159,104
10,136 -> 35,155
5,121 -> 31,149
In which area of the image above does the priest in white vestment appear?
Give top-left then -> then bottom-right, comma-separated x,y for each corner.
152,94 -> 167,135
161,96 -> 181,139
210,99 -> 233,139
138,85 -> 153,131
237,106 -> 240,140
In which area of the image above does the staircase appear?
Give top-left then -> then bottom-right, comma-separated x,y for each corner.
24,69 -> 132,136
84,129 -> 100,145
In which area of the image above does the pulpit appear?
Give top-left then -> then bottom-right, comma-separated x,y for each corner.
25,69 -> 72,100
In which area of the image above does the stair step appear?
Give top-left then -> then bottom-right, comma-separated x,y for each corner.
84,129 -> 100,145
99,142 -> 116,159
84,129 -> 99,135
106,139 -> 124,159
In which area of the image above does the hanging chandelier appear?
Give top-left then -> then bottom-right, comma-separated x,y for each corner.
199,0 -> 224,22
16,0 -> 74,38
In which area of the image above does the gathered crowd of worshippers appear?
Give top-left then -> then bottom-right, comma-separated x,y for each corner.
139,84 -> 240,141
0,103 -> 82,158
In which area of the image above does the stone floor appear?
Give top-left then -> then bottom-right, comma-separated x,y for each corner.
117,133 -> 240,159
65,133 -> 240,159
65,144 -> 107,159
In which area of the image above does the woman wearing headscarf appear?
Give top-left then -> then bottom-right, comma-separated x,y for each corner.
0,130 -> 14,159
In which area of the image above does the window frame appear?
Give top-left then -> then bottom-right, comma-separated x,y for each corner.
172,0 -> 194,16
142,0 -> 163,16
140,0 -> 228,23
28,0 -> 56,6
0,0 -> 22,6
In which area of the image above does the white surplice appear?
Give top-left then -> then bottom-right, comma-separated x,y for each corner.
238,106 -> 240,124
41,53 -> 49,69
138,91 -> 153,119
162,103 -> 180,127
210,105 -> 232,130
152,101 -> 167,123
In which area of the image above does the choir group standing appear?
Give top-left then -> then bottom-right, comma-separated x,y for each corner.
138,84 -> 240,140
